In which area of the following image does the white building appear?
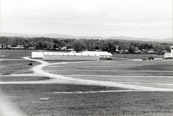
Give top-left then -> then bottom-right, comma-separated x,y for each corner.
43,52 -> 100,61
31,51 -> 112,61
11,45 -> 24,49
31,52 -> 44,58
81,51 -> 112,58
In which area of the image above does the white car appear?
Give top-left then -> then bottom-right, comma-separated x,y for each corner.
164,53 -> 173,59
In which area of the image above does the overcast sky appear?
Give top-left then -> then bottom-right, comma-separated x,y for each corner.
1,0 -> 172,39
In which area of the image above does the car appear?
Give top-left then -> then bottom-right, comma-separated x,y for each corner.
28,62 -> 33,66
148,56 -> 154,60
164,53 -> 173,59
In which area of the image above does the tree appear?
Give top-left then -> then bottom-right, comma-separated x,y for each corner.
36,41 -> 45,49
71,40 -> 87,52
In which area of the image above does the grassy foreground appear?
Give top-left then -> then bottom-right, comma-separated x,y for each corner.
1,84 -> 173,116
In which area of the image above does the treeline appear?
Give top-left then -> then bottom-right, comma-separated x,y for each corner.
0,36 -> 171,54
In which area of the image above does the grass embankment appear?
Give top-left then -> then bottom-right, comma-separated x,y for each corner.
0,60 -> 40,75
0,50 -> 33,59
0,84 -> 173,116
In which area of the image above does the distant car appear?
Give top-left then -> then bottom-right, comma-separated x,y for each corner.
28,62 -> 33,66
148,56 -> 154,60
164,53 -> 173,59
164,57 -> 173,59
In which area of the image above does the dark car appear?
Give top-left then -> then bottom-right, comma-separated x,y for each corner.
28,62 -> 33,66
148,56 -> 154,60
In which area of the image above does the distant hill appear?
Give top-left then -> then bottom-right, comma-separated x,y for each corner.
106,36 -> 152,41
161,38 -> 173,43
0,32 -> 104,39
0,32 -> 172,43
0,32 -> 74,38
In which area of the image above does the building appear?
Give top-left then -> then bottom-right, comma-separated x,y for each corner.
43,52 -> 100,61
11,45 -> 24,49
81,51 -> 112,58
31,52 -> 44,58
31,51 -> 112,61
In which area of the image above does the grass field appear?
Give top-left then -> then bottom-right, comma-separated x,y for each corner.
43,59 -> 173,90
1,84 -> 173,116
43,60 -> 173,76
1,50 -> 173,116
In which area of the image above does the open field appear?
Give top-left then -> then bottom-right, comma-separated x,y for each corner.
1,50 -> 173,116
43,59 -> 173,90
1,84 -> 173,116
44,60 -> 173,76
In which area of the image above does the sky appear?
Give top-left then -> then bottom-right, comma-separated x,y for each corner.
0,0 -> 172,39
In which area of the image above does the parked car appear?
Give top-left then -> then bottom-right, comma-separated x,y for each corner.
148,56 -> 154,60
164,53 -> 173,59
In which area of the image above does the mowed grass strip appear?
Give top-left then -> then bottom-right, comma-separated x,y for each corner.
1,84 -> 173,116
68,75 -> 173,84
0,84 -> 122,93
43,69 -> 173,76
0,76 -> 50,81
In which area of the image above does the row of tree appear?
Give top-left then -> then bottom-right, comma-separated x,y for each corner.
0,36 -> 171,54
